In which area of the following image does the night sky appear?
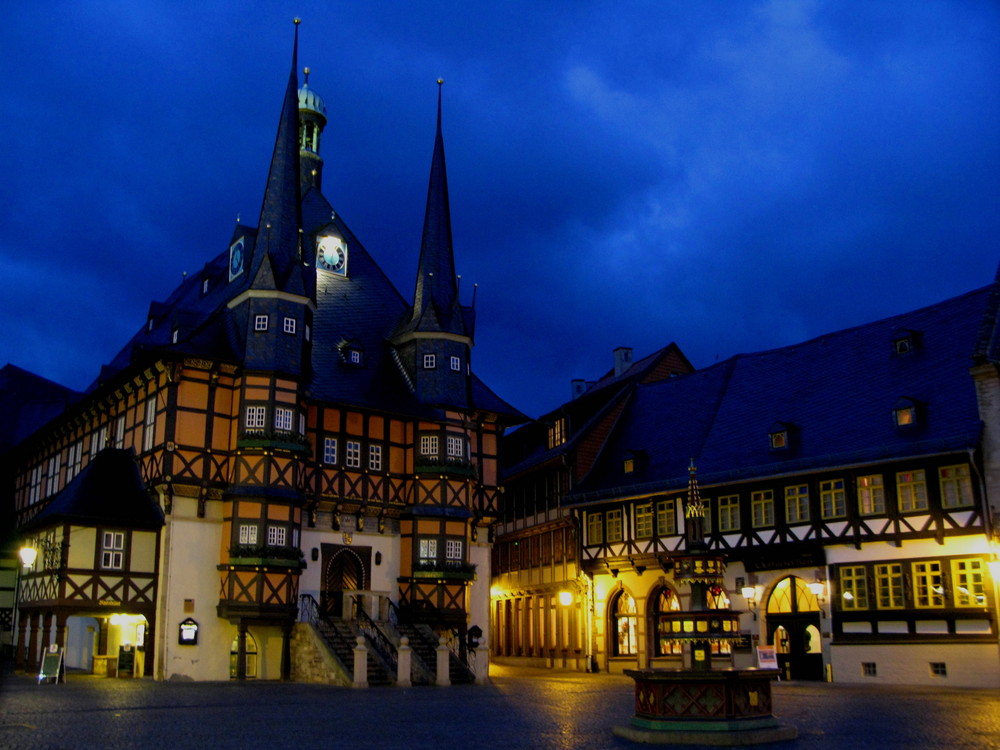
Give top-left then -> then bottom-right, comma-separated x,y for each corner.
2,2 -> 998,419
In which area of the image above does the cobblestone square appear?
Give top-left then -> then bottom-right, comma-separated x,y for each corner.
2,665 -> 999,750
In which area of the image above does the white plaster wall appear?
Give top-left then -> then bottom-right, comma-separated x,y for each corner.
468,539 -> 491,642
155,494 -> 230,681
830,642 -> 1000,688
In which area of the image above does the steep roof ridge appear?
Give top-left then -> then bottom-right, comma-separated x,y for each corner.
400,81 -> 465,338
574,384 -> 641,487
249,19 -> 304,292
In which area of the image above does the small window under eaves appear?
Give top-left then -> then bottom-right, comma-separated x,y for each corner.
768,421 -> 794,451
892,328 -> 921,356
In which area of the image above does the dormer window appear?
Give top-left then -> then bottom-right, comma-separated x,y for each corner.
892,328 -> 921,356
202,278 -> 210,295
768,422 -> 794,451
254,315 -> 269,331
423,353 -> 437,369
893,397 -> 920,428
623,449 -> 647,474
171,328 -> 179,344
338,340 -> 365,367
547,417 -> 567,449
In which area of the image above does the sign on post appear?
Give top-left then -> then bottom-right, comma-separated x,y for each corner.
755,645 -> 779,670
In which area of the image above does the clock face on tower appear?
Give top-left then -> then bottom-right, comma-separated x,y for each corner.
316,236 -> 348,275
229,238 -> 245,280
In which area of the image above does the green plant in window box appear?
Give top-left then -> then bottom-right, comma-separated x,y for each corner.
411,560 -> 477,580
227,544 -> 304,568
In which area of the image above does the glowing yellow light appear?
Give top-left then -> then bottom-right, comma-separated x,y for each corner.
19,546 -> 38,567
558,591 -> 573,607
490,587 -> 504,598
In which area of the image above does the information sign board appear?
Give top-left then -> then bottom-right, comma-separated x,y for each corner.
38,645 -> 64,684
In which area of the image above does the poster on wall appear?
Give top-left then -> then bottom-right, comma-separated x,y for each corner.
756,645 -> 778,670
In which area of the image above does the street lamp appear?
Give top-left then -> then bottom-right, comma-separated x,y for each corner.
741,585 -> 759,620
18,546 -> 38,569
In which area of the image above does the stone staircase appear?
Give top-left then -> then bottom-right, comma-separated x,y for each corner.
315,616 -> 394,687
396,622 -> 475,685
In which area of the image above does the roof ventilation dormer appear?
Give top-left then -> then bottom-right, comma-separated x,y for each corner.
768,421 -> 796,452
892,397 -> 922,429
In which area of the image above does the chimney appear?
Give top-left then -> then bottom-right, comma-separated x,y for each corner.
614,347 -> 633,378
571,379 -> 587,400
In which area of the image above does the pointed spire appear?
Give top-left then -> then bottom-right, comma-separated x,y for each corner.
410,79 -> 463,335
684,458 -> 707,550
253,18 -> 303,289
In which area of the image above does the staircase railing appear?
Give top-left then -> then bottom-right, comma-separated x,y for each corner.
353,595 -> 398,673
299,593 -> 320,625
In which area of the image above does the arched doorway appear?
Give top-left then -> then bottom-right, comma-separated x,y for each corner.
230,632 -> 257,679
649,586 -> 682,657
765,576 -> 823,680
322,548 -> 366,619
609,590 -> 637,657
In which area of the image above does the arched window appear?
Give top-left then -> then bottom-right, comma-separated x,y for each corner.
650,586 -> 682,656
611,591 -> 638,656
766,576 -> 819,614
707,584 -> 731,609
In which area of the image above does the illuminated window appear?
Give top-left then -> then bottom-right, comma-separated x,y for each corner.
913,561 -> 944,608
769,429 -> 788,450
652,587 -> 682,656
785,485 -> 809,524
28,465 -> 42,505
547,418 -> 566,449
45,454 -> 61,496
635,504 -> 653,538
623,457 -> 635,474
238,524 -> 258,545
346,440 -> 361,468
751,490 -> 774,528
114,415 -> 125,449
254,314 -> 268,331
875,563 -> 904,609
606,510 -> 623,542
951,558 -> 986,607
91,425 -> 107,456
422,353 -> 436,369
420,434 -> 439,458
893,400 -> 917,427
839,566 -> 869,609
857,475 -> 885,515
323,438 -> 337,465
940,465 -> 973,509
820,479 -> 846,519
143,398 -> 156,452
587,512 -> 603,545
897,470 -> 928,512
611,591 -> 637,656
66,441 -> 83,482
246,406 -> 265,430
446,435 -> 465,459
418,538 -> 438,560
368,444 -> 382,472
718,495 -> 740,532
267,525 -> 286,547
274,407 -> 294,432
101,531 -> 125,570
283,317 -> 296,335
656,499 -> 676,536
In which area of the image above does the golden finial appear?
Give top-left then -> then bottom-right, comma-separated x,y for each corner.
294,17 -> 301,25
437,78 -> 444,85
303,66 -> 310,85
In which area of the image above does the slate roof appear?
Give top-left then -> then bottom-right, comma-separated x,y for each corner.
71,55 -> 521,427
0,365 -> 82,453
21,448 -> 164,532
502,342 -> 693,480
566,283 -> 997,504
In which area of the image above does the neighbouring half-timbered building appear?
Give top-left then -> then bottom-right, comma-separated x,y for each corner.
3,22 -> 522,683
493,278 -> 1000,688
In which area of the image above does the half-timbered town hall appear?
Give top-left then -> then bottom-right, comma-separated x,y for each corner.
493,277 -> 1000,688
2,21 -> 522,683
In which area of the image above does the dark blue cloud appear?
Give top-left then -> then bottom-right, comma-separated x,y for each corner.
0,1 -> 997,419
